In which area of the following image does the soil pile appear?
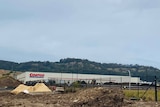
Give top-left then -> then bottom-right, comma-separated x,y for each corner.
0,76 -> 21,88
28,83 -> 52,93
1,87 -> 147,107
71,87 -> 124,107
11,84 -> 30,94
11,83 -> 52,94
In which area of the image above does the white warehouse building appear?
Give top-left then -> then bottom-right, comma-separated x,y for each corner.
17,71 -> 140,84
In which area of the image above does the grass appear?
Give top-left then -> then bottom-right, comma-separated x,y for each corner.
123,89 -> 160,101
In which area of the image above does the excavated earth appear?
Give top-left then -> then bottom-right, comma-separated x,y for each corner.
0,87 -> 159,107
0,76 -> 21,88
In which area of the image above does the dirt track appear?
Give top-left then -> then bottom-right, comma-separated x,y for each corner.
0,87 -> 159,107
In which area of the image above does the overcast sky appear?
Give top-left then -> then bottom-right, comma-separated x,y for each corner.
0,0 -> 160,68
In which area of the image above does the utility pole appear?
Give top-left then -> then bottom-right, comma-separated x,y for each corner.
128,70 -> 131,90
75,63 -> 78,81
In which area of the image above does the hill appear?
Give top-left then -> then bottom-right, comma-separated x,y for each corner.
0,58 -> 159,81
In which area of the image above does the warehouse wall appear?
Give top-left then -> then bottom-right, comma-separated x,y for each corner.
17,71 -> 140,84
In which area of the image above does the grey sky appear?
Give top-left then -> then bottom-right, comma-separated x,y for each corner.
0,0 -> 160,68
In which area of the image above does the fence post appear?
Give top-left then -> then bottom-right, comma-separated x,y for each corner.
155,76 -> 158,102
121,77 -> 122,89
138,82 -> 139,98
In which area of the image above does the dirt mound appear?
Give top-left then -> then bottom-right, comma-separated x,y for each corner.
1,87 -> 126,107
1,87 -> 160,107
29,83 -> 52,93
11,83 -> 52,94
71,87 -> 124,107
0,76 -> 21,88
11,84 -> 31,94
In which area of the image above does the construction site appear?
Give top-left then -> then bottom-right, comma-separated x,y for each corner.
0,70 -> 160,107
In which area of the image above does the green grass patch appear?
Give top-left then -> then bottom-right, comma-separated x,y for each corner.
123,89 -> 160,101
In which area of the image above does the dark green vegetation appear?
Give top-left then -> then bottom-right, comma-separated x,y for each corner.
0,58 -> 159,81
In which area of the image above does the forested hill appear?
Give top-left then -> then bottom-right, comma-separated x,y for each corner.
0,58 -> 159,81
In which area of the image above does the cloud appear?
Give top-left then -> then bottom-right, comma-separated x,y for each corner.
0,0 -> 160,68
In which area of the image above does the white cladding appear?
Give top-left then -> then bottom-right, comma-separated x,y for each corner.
17,71 -> 140,84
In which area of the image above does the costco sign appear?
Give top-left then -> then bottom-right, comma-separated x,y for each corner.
29,73 -> 45,78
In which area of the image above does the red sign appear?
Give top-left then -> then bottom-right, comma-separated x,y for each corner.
29,73 -> 45,78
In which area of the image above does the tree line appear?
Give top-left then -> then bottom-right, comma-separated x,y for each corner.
0,58 -> 159,81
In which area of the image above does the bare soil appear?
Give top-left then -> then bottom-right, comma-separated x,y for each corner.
0,76 -> 21,88
0,87 -> 159,107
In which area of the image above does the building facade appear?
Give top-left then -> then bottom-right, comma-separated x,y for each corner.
17,71 -> 140,84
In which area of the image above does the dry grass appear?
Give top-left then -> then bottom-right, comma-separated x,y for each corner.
123,89 -> 160,101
